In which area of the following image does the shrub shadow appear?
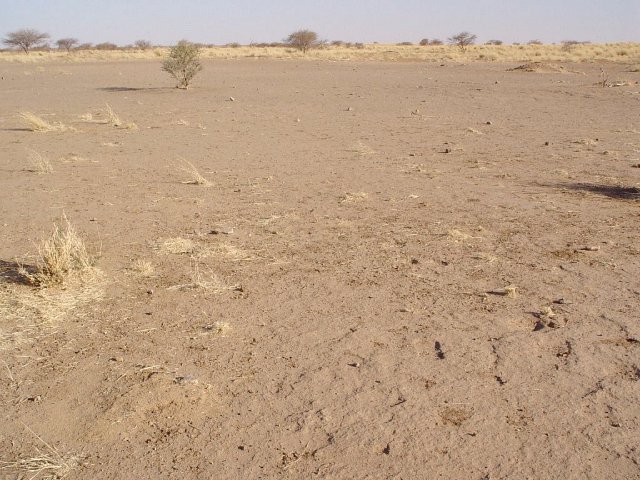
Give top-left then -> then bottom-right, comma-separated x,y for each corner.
97,87 -> 169,92
0,260 -> 33,285
561,183 -> 640,200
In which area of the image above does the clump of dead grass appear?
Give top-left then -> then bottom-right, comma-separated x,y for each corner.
19,215 -> 95,286
177,158 -> 211,186
19,112 -> 70,132
26,150 -> 53,174
339,192 -> 368,203
156,237 -> 197,255
0,425 -> 80,480
104,103 -> 137,129
130,259 -> 155,277
351,141 -> 376,156
167,259 -> 241,293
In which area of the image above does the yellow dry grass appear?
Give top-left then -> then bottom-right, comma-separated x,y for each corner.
0,272 -> 105,351
130,259 -> 155,277
1,43 -> 638,64
26,150 -> 53,174
19,112 -> 71,132
0,425 -> 80,480
19,215 -> 95,286
177,158 -> 211,186
105,103 -> 137,129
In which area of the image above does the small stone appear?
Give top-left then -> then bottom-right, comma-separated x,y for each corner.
210,226 -> 234,235
411,258 -> 419,264
486,121 -> 493,125
545,141 -> 550,146
110,356 -> 124,363
146,289 -> 153,295
348,362 -> 360,368
346,107 -> 353,111
228,96 -> 235,101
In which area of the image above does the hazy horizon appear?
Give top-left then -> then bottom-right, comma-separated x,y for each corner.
1,0 -> 638,47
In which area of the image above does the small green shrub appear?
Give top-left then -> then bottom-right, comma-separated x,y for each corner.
162,40 -> 203,89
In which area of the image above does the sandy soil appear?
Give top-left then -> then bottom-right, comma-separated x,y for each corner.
1,59 -> 639,479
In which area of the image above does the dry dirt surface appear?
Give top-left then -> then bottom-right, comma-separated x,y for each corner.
1,59 -> 639,479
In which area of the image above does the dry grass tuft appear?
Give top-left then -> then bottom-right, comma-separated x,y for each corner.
339,192 -> 368,203
447,229 -> 483,242
0,274 -> 104,351
19,112 -> 70,132
351,141 -> 376,156
130,259 -> 155,277
207,242 -> 253,262
0,425 -> 80,480
26,150 -> 53,174
168,260 -> 240,293
157,237 -> 197,255
105,103 -> 122,127
19,215 -> 95,286
178,158 -> 211,186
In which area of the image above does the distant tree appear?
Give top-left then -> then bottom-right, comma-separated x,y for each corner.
485,39 -> 503,45
3,29 -> 50,54
56,38 -> 78,52
429,39 -> 443,45
397,41 -> 413,46
561,40 -> 588,51
162,40 -> 203,89
285,30 -> 319,53
447,31 -> 477,51
134,40 -> 152,50
95,42 -> 118,50
77,43 -> 93,50
419,38 -> 429,46
528,40 -> 543,45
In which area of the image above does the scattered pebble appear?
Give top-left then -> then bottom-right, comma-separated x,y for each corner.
578,246 -> 600,252
228,96 -> 235,101
210,225 -> 234,235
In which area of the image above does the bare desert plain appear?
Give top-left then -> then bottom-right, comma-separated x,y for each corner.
1,53 -> 640,479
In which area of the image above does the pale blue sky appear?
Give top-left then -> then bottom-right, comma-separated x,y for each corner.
1,0 -> 638,46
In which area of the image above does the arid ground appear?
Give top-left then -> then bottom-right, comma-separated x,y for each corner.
1,58 -> 639,479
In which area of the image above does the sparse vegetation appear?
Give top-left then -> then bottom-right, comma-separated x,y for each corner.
285,30 -> 320,53
19,215 -> 95,286
19,112 -> 69,132
26,150 -> 53,174
178,158 -> 211,186
162,40 -> 203,89
448,31 -> 477,51
134,39 -> 152,50
95,42 -> 118,50
56,38 -> 78,52
3,29 -> 50,54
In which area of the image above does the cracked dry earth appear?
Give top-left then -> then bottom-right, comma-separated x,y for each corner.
1,59 -> 639,479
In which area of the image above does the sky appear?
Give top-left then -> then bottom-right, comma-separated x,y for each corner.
0,0 -> 638,46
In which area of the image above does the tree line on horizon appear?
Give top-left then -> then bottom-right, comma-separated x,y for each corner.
1,28 -> 595,55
